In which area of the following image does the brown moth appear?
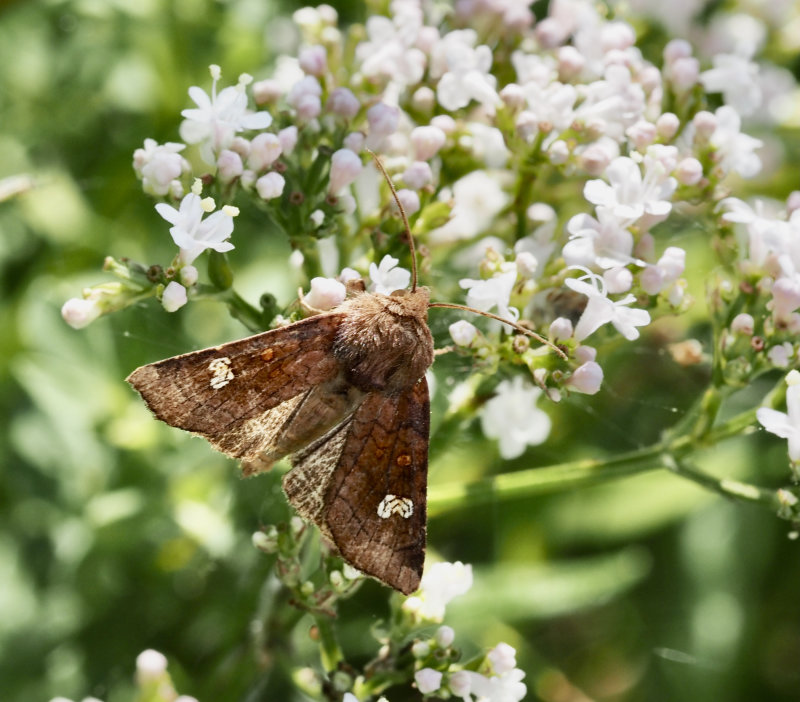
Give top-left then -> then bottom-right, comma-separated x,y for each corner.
127,155 -> 559,594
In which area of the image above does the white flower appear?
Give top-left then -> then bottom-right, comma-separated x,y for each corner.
563,209 -> 636,269
573,65 -> 645,141
411,125 -> 446,161
356,8 -> 426,88
432,30 -> 501,112
700,53 -> 762,117
415,668 -> 444,694
133,139 -> 187,196
566,268 -> 651,341
369,255 -> 411,294
305,277 -> 346,310
162,281 -> 188,312
430,171 -> 508,242
481,376 -> 552,459
767,342 -> 795,369
405,561 -> 473,621
709,106 -> 762,178
436,625 -> 455,647
155,193 -> 235,265
457,668 -> 527,702
518,80 -> 576,136
180,67 -> 272,162
246,132 -> 282,171
487,643 -> 517,674
583,156 -> 676,227
459,271 -> 519,325
757,371 -> 800,465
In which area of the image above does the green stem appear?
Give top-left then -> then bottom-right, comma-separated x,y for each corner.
313,614 -> 344,674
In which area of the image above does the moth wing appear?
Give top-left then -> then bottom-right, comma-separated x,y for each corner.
286,378 -> 429,594
127,313 -> 346,467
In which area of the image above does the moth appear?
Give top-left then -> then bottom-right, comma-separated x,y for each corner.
127,155 -> 559,594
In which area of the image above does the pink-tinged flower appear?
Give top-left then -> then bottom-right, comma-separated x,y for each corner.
287,75 -> 322,120
255,172 -> 285,200
278,126 -> 298,154
566,360 -> 604,394
329,149 -> 363,195
481,376 -> 551,459
731,313 -> 755,335
298,45 -> 327,77
369,255 -> 411,294
488,643 -> 517,674
459,271 -> 519,325
356,8 -> 426,87
767,342 -> 794,369
455,668 -> 527,702
305,277 -> 346,310
415,668 -> 443,694
700,53 -> 762,117
162,281 -> 188,312
217,149 -> 243,183
61,297 -> 102,329
411,125 -> 446,160
573,65 -> 645,140
395,188 -> 420,216
757,371 -> 800,466
326,87 -> 360,119
246,133 -> 282,172
402,161 -> 433,190
155,193 -> 235,264
180,67 -> 272,162
549,317 -> 573,341
583,156 -> 676,227
566,268 -> 651,341
710,106 -> 762,178
365,103 -> 400,151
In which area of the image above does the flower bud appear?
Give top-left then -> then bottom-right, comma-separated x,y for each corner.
548,139 -> 569,164
449,671 -> 472,697
603,266 -> 633,293
412,86 -> 436,112
515,251 -> 538,278
575,345 -> 597,363
435,625 -> 455,647
343,132 -> 365,152
768,342 -> 794,368
772,277 -> 800,318
430,114 -> 456,134
640,265 -> 664,295
306,277 -> 346,310
180,265 -> 199,286
411,125 -> 446,161
567,361 -> 603,394
299,45 -> 327,76
61,298 -> 102,329
247,133 -> 282,172
693,111 -> 717,140
329,149 -> 362,194
162,281 -> 188,312
414,668 -> 443,694
626,121 -> 656,150
656,112 -> 680,140
558,45 -> 585,80
488,642 -> 517,674
657,247 -> 686,283
217,149 -> 244,183
326,87 -> 360,118
366,103 -> 399,150
412,641 -> 431,658
499,83 -> 525,110
449,320 -> 478,346
402,161 -> 433,190
279,126 -> 298,154
252,78 -> 282,104
670,57 -> 699,91
731,313 -> 755,335
664,39 -> 692,63
256,172 -> 286,200
394,188 -> 420,216
136,649 -> 168,683
675,157 -> 703,185
548,316 -> 573,341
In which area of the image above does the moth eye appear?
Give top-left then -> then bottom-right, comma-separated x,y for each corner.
396,453 -> 412,466
390,289 -> 409,297
208,356 -> 234,389
261,348 -> 275,362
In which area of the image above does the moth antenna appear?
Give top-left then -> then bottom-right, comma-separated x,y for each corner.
366,148 -> 418,292
428,301 -> 569,360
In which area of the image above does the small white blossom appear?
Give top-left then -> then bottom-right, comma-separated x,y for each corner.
61,297 -> 102,330
563,209 -> 636,269
700,53 -> 762,117
431,171 -> 508,242
457,668 -> 527,702
247,133 -> 282,171
566,268 -> 651,341
366,103 -> 400,151
415,668 -> 443,694
459,271 -> 519,325
133,139 -> 187,196
155,193 -> 235,265
481,376 -> 551,459
436,625 -> 455,648
369,255 -> 411,294
583,156 -> 676,227
403,561 -> 473,621
768,342 -> 795,369
567,360 -> 604,394
180,68 -> 272,162
217,149 -> 244,183
306,277 -> 346,310
487,643 -> 517,674
549,317 -> 573,341
326,87 -> 360,118
731,313 -> 755,335
356,9 -> 426,88
709,106 -> 762,178
411,125 -> 446,161
757,371 -> 800,465
255,172 -> 286,200
450,320 -> 478,346
162,281 -> 188,312
432,30 -> 501,112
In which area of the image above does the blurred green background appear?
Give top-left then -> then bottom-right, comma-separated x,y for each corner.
1,1 -> 799,701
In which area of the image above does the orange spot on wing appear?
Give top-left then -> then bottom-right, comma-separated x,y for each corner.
396,453 -> 412,466
261,349 -> 275,361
